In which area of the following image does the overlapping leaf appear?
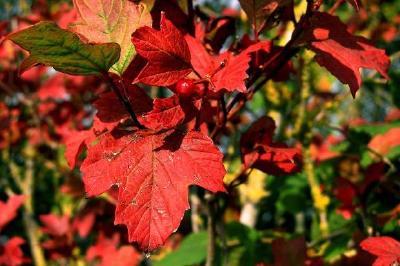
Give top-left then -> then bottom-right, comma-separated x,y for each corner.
0,237 -> 30,266
131,13 -> 192,86
300,12 -> 390,97
71,0 -> 152,74
81,130 -> 226,251
8,22 -> 120,75
94,86 -> 186,132
240,116 -> 302,175
185,35 -> 269,93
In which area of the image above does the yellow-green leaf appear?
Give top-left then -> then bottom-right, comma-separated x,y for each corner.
70,0 -> 153,74
8,21 -> 120,76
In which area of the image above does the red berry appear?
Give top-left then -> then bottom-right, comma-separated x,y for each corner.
175,79 -> 204,98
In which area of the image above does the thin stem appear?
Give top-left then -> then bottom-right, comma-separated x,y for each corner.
329,0 -> 345,14
205,194 -> 216,266
187,0 -> 195,35
103,74 -> 145,129
210,96 -> 227,139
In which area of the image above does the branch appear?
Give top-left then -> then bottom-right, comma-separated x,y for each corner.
103,74 -> 145,129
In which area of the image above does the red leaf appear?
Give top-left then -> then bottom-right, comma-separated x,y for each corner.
62,129 -> 96,168
131,13 -> 192,86
72,208 -> 96,238
0,195 -> 26,231
94,86 -> 186,132
300,12 -> 390,97
185,35 -> 263,93
310,134 -> 342,162
368,128 -> 400,156
81,130 -> 226,251
240,116 -> 302,175
86,233 -> 141,266
360,237 -> 400,266
40,214 -> 70,237
0,237 -> 30,266
272,237 -> 307,266
37,74 -> 68,100
334,177 -> 358,219
94,84 -> 152,131
139,95 -> 186,131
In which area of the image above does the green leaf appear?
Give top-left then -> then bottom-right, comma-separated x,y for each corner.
8,21 -> 120,76
277,189 -> 308,214
351,121 -> 400,136
153,232 -> 208,266
324,235 -> 351,261
224,222 -> 270,266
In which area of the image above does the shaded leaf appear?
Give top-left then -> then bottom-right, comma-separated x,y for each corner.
94,86 -> 185,132
240,116 -> 302,175
272,237 -> 307,266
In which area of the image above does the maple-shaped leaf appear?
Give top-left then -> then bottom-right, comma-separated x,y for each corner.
0,237 -> 30,266
94,86 -> 186,132
0,195 -> 26,231
40,214 -> 70,237
131,13 -> 192,86
7,22 -> 120,75
299,12 -> 390,97
185,35 -> 266,93
80,130 -> 226,251
360,236 -> 400,266
70,0 -> 152,74
240,116 -> 302,175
